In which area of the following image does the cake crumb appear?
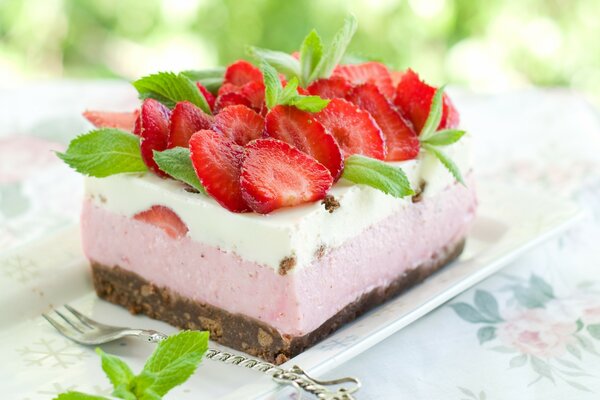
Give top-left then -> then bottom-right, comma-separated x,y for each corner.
184,186 -> 200,194
99,194 -> 107,204
412,181 -> 426,203
315,244 -> 327,260
279,256 -> 296,275
321,195 -> 340,213
275,354 -> 289,365
257,328 -> 274,347
140,284 -> 155,297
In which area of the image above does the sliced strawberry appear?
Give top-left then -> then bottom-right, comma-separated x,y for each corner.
332,62 -> 395,99
265,105 -> 343,180
393,69 -> 460,132
83,110 -> 139,132
241,139 -> 333,214
139,99 -> 171,175
168,101 -> 213,148
133,114 -> 141,135
390,70 -> 404,87
189,130 -> 249,212
196,83 -> 216,112
133,205 -> 188,239
240,80 -> 265,111
224,60 -> 262,87
213,105 -> 264,146
307,77 -> 352,99
214,92 -> 252,112
347,83 -> 419,161
314,99 -> 386,160
218,82 -> 239,97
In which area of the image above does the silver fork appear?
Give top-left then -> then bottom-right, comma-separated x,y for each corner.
43,305 -> 361,400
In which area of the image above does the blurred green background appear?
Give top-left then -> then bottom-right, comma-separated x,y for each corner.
1,0 -> 599,105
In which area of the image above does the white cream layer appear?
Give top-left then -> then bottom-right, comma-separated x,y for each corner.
84,135 -> 472,271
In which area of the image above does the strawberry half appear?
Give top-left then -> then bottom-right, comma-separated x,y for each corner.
83,110 -> 139,132
213,105 -> 264,146
168,101 -> 213,148
240,81 -> 266,111
189,130 -> 249,213
332,62 -> 395,99
307,77 -> 352,99
139,99 -> 171,175
393,69 -> 460,132
214,92 -> 252,112
240,139 -> 333,214
133,205 -> 188,239
314,98 -> 386,160
196,83 -> 216,112
347,83 -> 419,161
265,105 -> 343,180
224,60 -> 263,87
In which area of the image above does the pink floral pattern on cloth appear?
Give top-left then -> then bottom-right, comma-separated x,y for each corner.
0,136 -> 64,184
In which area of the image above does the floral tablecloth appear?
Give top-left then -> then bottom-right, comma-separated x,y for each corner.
1,82 -> 600,399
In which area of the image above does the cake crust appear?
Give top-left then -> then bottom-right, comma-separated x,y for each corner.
91,238 -> 465,364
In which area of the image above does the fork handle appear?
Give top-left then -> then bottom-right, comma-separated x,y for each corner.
130,329 -> 169,343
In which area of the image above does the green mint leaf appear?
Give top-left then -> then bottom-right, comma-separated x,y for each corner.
247,46 -> 301,80
422,143 -> 465,185
342,155 -> 414,198
288,95 -> 330,112
57,129 -> 147,177
112,385 -> 137,400
96,348 -> 134,389
419,86 -> 445,140
180,67 -> 225,95
53,392 -> 109,400
279,77 -> 300,104
299,29 -> 323,86
153,147 -> 206,194
260,61 -> 283,109
135,330 -> 209,397
133,72 -> 211,114
309,15 -> 358,82
421,129 -> 466,146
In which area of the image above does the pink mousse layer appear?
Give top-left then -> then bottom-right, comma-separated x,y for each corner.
82,181 -> 476,336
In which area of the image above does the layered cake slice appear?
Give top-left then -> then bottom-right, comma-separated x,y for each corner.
60,17 -> 476,363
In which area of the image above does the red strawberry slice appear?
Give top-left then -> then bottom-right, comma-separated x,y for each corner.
196,83 -> 216,112
314,99 -> 386,160
133,205 -> 188,239
347,83 -> 420,161
139,99 -> 171,176
393,69 -> 460,132
240,81 -> 266,111
218,82 -> 239,97
307,77 -> 352,99
214,92 -> 252,112
224,60 -> 263,87
265,105 -> 343,180
390,70 -> 404,87
83,110 -> 139,132
332,62 -> 395,99
213,105 -> 264,146
168,101 -> 213,148
189,130 -> 249,213
240,139 -> 333,214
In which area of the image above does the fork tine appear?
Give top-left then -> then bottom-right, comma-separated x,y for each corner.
63,304 -> 95,329
42,313 -> 79,340
54,309 -> 86,333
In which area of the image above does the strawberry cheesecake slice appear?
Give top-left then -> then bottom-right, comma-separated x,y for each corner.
61,18 -> 476,363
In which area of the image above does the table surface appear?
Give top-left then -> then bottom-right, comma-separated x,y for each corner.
1,82 -> 600,399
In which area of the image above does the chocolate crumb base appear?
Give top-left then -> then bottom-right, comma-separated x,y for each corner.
321,195 -> 340,213
90,238 -> 465,364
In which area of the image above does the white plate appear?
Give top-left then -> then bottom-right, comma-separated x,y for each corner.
0,182 -> 582,399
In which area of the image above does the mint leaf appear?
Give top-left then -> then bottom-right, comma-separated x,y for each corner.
279,77 -> 300,104
422,143 -> 465,185
288,95 -> 329,112
299,29 -> 323,86
421,129 -> 466,146
133,72 -> 211,114
135,331 -> 209,397
96,348 -> 134,388
309,15 -> 358,82
57,129 -> 147,177
342,155 -> 414,198
53,393 -> 109,400
154,147 -> 206,194
180,67 -> 225,94
419,86 -> 445,140
260,61 -> 283,109
248,46 -> 301,80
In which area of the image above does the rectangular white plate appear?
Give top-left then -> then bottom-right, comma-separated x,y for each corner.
0,182 -> 582,399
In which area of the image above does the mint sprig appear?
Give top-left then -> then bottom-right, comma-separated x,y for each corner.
309,15 -> 358,82
54,330 -> 209,400
247,46 -> 301,80
342,155 -> 414,198
133,72 -> 212,115
180,67 -> 225,94
260,62 -> 329,112
422,143 -> 464,184
57,129 -> 147,177
299,29 -> 324,86
154,148 -> 206,194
